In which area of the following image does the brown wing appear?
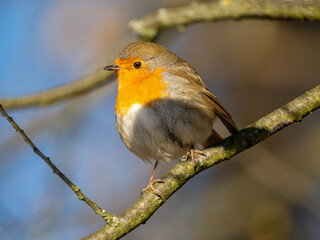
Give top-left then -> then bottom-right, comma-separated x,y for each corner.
204,90 -> 239,134
167,57 -> 239,135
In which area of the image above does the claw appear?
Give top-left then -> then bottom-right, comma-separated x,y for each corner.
187,146 -> 206,166
141,179 -> 164,196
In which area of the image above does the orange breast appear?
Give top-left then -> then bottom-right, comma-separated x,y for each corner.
115,57 -> 168,116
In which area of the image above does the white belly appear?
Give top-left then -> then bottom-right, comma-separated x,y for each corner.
116,100 -> 214,163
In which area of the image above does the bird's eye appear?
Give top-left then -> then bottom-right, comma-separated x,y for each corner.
133,62 -> 142,69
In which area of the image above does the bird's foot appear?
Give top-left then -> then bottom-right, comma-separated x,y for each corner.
141,179 -> 164,196
187,147 -> 206,166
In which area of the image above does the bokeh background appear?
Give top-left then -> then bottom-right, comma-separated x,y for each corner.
1,1 -> 320,239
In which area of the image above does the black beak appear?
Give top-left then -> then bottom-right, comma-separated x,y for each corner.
104,64 -> 121,71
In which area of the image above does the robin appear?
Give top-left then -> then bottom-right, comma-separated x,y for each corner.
104,41 -> 238,195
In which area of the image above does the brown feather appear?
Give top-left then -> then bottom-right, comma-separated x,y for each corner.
204,90 -> 239,134
168,61 -> 238,135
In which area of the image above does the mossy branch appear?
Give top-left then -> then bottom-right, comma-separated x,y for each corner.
130,0 -> 320,41
82,85 -> 320,239
0,70 -> 114,110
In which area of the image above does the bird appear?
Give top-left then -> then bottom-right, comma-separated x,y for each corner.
104,41 -> 238,195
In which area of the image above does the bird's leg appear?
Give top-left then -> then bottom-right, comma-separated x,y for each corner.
187,145 -> 206,166
141,161 -> 164,196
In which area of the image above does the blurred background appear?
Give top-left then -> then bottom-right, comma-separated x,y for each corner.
0,0 -> 320,239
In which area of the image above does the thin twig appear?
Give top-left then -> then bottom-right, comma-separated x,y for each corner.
0,104 -> 114,222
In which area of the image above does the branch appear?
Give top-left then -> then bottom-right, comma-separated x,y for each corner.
0,70 -> 114,110
82,85 -> 320,239
0,105 -> 115,223
3,1 -> 319,110
130,0 -> 320,41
